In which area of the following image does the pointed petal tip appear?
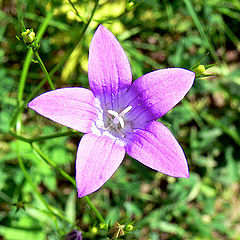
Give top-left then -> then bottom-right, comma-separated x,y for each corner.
187,69 -> 196,81
185,173 -> 190,178
178,167 -> 190,178
97,24 -> 104,29
95,24 -> 107,35
168,161 -> 189,179
77,185 -> 99,198
126,121 -> 190,179
77,188 -> 98,198
77,190 -> 87,198
181,170 -> 190,178
28,99 -> 39,112
129,68 -> 195,120
94,24 -> 117,44
176,67 -> 196,81
27,99 -> 35,109
27,88 -> 97,133
89,23 -> 132,97
77,193 -> 83,198
172,66 -> 195,78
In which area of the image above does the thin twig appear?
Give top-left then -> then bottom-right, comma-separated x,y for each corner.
10,130 -> 81,143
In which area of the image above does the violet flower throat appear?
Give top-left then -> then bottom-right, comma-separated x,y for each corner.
28,25 -> 195,197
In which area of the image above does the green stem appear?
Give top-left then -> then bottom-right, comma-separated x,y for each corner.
32,143 -> 106,223
34,51 -> 55,90
84,196 -> 105,224
17,143 -> 55,216
183,0 -> 220,64
18,49 -> 33,104
17,10 -> 52,106
32,143 -> 77,186
10,130 -> 81,143
68,0 -> 87,23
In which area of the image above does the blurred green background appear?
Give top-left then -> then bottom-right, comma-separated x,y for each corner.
0,0 -> 240,239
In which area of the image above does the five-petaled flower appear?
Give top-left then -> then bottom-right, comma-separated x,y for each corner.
28,25 -> 195,197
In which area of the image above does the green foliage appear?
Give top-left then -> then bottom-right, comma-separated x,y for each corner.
1,0 -> 240,239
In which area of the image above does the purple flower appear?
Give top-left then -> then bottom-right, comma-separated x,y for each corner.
28,25 -> 195,197
65,230 -> 82,240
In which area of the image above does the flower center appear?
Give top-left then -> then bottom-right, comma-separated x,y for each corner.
105,106 -> 132,137
107,106 -> 132,128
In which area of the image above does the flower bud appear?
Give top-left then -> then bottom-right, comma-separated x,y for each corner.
125,224 -> 134,231
127,2 -> 134,10
99,223 -> 107,230
193,65 -> 205,75
90,226 -> 98,234
21,29 -> 36,44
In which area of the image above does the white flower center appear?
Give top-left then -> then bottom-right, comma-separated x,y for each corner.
91,97 -> 133,145
107,106 -> 132,129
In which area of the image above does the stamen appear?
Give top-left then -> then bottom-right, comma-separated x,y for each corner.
119,117 -> 125,128
116,128 -> 125,137
119,106 -> 132,116
107,110 -> 119,117
106,106 -> 132,133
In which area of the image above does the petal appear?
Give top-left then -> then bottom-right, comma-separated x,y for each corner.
76,133 -> 125,197
127,68 -> 195,120
28,88 -> 98,133
125,121 -> 189,178
88,25 -> 132,106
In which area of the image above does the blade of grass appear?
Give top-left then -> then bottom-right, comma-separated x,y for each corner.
183,0 -> 220,64
10,130 -> 81,143
68,0 -> 87,23
222,21 -> 240,51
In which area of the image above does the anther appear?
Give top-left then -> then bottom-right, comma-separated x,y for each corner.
119,106 -> 132,116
